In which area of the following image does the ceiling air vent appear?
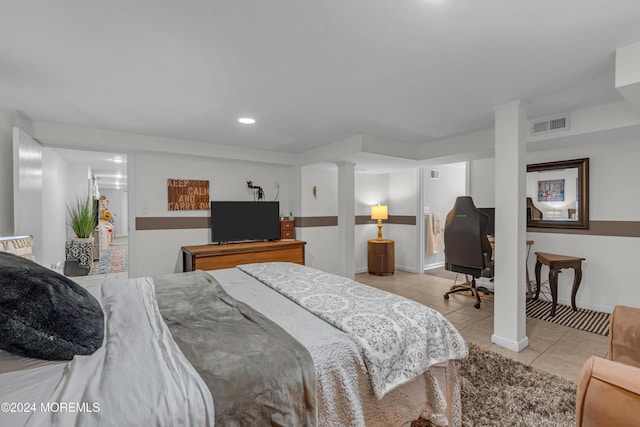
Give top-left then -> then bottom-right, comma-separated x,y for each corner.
530,114 -> 570,136
430,169 -> 440,180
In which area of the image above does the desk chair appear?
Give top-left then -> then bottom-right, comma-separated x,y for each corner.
443,196 -> 494,309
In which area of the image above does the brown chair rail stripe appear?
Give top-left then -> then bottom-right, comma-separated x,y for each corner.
136,216 -> 640,237
528,220 -> 640,237
136,217 -> 210,230
295,216 -> 338,227
355,215 -> 416,225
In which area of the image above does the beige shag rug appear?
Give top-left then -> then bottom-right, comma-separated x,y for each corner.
413,342 -> 576,426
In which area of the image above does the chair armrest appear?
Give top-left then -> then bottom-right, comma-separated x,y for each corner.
576,356 -> 640,427
609,305 -> 640,368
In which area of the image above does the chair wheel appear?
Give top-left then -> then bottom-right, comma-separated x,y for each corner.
443,294 -> 449,300
474,303 -> 481,309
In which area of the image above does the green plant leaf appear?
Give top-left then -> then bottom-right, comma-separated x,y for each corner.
67,196 -> 96,239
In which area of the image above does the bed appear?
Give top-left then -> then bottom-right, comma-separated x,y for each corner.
0,259 -> 467,427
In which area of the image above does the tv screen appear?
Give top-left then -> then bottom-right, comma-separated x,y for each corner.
478,207 -> 495,236
211,201 -> 281,243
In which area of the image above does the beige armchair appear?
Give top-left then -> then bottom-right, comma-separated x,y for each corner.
576,305 -> 640,426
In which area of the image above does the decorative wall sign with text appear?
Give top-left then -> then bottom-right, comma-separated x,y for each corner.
167,179 -> 210,210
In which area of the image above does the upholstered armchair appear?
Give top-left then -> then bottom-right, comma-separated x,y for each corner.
576,305 -> 640,426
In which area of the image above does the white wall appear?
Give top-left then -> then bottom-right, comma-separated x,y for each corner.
41,148 -> 69,267
0,112 -> 14,236
354,172 -> 388,272
132,152 -> 291,277
469,157 -> 495,206
388,169 -> 419,272
470,139 -> 640,312
423,163 -> 466,269
299,165 -> 339,273
526,139 -> 640,312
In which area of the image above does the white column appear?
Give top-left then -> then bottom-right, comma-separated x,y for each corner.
336,161 -> 355,279
0,112 -> 15,235
492,100 -> 529,352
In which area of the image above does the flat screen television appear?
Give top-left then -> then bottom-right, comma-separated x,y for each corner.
211,201 -> 281,243
478,207 -> 495,236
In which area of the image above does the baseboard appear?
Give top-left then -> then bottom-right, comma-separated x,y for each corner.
491,334 -> 529,352
396,265 -> 419,274
355,266 -> 368,274
423,261 -> 445,271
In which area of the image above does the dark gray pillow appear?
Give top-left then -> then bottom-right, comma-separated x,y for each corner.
0,251 -> 104,360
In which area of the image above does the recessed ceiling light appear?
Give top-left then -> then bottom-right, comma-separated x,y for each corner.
238,117 -> 256,124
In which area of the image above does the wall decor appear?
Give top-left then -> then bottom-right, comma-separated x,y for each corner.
527,158 -> 589,229
246,180 -> 265,200
167,179 -> 210,210
537,179 -> 565,202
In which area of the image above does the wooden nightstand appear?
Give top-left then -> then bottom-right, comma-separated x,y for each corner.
280,219 -> 295,240
368,239 -> 395,275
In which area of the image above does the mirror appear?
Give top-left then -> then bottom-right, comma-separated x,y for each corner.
526,158 -> 589,229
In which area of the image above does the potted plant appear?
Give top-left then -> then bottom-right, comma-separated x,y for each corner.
65,196 -> 97,269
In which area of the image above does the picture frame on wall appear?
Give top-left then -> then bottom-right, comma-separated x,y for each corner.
537,179 -> 565,202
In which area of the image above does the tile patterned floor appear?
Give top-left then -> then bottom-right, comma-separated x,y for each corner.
356,269 -> 608,382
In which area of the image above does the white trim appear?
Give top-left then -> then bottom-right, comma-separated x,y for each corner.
491,334 -> 529,352
423,261 -> 445,271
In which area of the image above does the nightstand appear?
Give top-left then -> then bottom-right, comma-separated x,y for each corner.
367,239 -> 395,275
280,219 -> 295,240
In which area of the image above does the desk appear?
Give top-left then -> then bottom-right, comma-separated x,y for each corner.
534,252 -> 585,317
487,237 -> 535,298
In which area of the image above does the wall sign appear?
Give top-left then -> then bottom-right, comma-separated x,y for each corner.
167,179 -> 210,210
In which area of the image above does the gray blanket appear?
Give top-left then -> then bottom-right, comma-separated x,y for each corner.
154,271 -> 317,426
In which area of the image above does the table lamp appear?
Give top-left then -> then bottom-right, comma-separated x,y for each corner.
371,205 -> 388,240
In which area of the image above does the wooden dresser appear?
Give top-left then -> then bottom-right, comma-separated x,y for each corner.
182,240 -> 306,272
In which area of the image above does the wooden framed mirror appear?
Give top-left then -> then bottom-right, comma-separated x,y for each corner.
526,158 -> 589,229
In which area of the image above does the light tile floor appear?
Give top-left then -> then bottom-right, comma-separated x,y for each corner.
355,269 -> 609,382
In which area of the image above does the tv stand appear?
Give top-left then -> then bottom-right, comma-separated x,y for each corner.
182,240 -> 306,272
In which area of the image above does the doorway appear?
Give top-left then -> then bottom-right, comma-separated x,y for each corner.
422,162 -> 467,272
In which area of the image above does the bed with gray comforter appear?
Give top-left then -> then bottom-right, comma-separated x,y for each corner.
155,263 -> 468,427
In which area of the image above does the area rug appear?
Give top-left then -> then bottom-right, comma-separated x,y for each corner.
412,343 -> 576,427
526,299 -> 610,336
90,245 -> 128,274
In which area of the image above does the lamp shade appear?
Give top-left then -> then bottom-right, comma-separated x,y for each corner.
371,205 -> 388,220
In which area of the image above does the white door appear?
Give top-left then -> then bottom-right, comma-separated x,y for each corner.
13,127 -> 43,263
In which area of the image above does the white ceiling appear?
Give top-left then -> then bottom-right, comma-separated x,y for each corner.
53,148 -> 128,190
2,1 -> 640,166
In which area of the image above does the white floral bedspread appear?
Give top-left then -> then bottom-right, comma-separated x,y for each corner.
237,262 -> 468,398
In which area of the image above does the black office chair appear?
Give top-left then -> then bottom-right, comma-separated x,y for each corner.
443,196 -> 494,309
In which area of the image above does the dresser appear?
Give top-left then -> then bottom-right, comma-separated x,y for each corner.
367,239 -> 395,275
182,240 -> 306,272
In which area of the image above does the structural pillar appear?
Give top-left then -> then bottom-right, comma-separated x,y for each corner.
336,161 -> 355,279
492,100 -> 529,352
